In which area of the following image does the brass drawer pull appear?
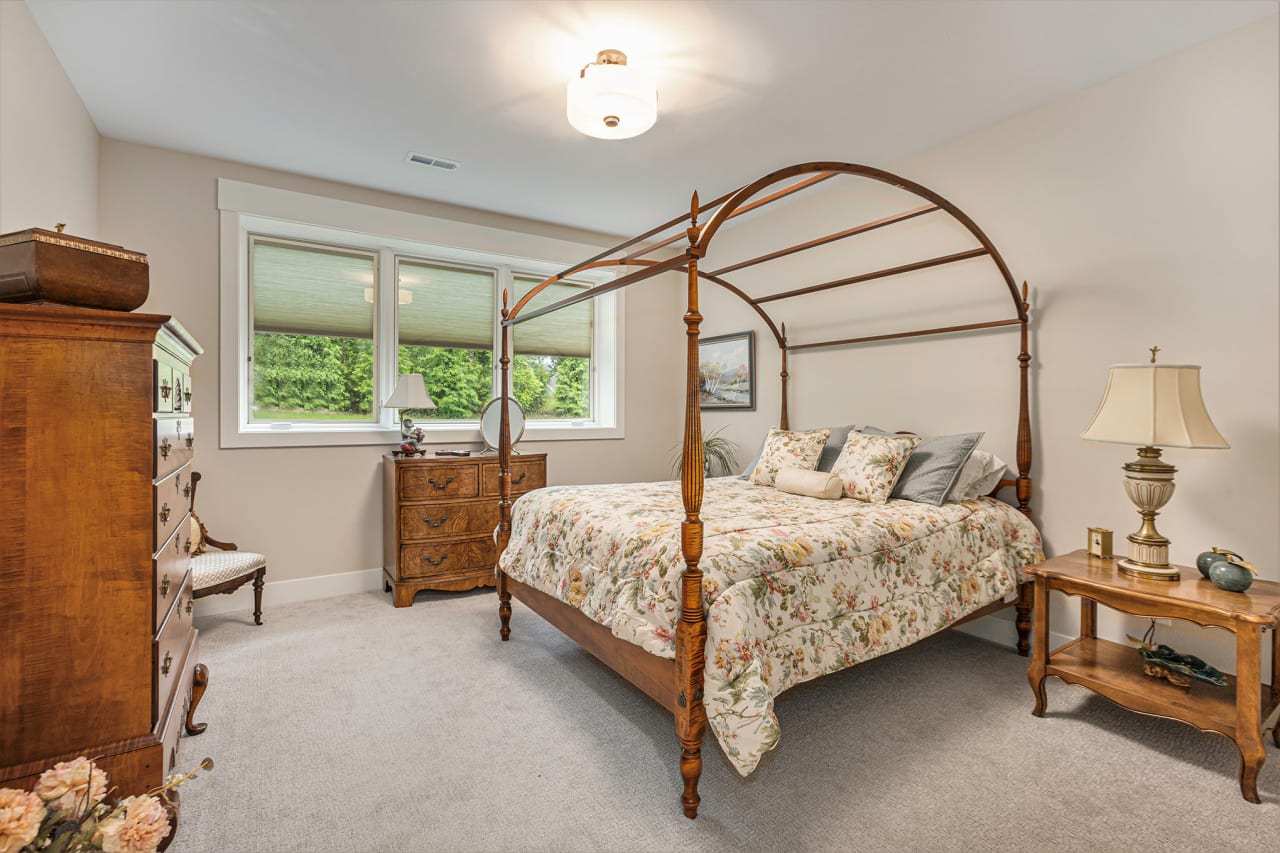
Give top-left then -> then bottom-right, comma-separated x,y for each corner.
428,476 -> 454,490
173,535 -> 181,555
183,481 -> 192,499
420,552 -> 449,566
184,388 -> 193,405
159,503 -> 171,524
161,652 -> 173,676
423,515 -> 449,528
183,537 -> 191,555
160,380 -> 172,400
174,473 -> 182,493
185,598 -> 193,616
174,380 -> 183,410
514,471 -> 528,484
185,435 -> 195,450
159,437 -> 172,459
160,575 -> 171,598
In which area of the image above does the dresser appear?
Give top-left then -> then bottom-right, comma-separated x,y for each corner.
382,453 -> 547,607
0,303 -> 208,796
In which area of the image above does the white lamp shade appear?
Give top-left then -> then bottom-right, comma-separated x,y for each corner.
1080,364 -> 1228,449
567,62 -> 657,140
383,373 -> 436,410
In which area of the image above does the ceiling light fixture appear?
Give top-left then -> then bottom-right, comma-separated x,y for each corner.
566,49 -> 657,140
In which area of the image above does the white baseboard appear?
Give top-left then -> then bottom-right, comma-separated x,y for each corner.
954,611 -> 1074,652
193,567 -> 384,619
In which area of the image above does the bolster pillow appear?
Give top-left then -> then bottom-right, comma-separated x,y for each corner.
774,467 -> 843,500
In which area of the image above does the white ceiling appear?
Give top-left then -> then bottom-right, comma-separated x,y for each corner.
27,0 -> 1278,236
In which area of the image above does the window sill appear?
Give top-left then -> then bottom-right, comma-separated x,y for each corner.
218,421 -> 624,449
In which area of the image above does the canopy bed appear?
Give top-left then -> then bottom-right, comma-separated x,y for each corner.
492,162 -> 1042,818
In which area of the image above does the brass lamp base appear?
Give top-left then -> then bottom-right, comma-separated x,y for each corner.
1118,446 -> 1180,582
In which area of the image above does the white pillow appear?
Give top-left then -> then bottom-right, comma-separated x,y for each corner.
948,451 -> 1008,501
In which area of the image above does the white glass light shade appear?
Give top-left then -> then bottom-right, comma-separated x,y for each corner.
383,373 -> 436,410
567,59 -> 657,140
1080,364 -> 1228,449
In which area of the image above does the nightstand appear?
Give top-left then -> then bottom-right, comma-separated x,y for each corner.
382,453 -> 546,607
1026,549 -> 1280,802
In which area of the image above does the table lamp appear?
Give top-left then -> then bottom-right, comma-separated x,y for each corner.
1080,347 -> 1228,580
383,373 -> 436,453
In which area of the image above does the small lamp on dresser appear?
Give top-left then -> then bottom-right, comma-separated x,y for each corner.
383,373 -> 436,454
1080,346 -> 1229,580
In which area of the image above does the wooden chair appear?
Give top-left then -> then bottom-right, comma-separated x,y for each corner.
188,472 -> 267,625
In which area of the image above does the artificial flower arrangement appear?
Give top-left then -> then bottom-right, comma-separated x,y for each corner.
0,755 -> 212,853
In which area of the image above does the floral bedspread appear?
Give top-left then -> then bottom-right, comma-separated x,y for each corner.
498,477 -> 1043,775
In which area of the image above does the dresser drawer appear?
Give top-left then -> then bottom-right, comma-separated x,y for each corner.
153,416 -> 195,479
400,536 -> 496,579
153,469 -> 188,554
399,499 -> 498,542
153,571 -> 195,724
156,629 -> 198,777
154,523 -> 190,635
481,458 -> 546,497
400,464 -> 479,500
153,359 -> 175,413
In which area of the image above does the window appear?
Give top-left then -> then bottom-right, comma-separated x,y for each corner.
249,236 -> 378,424
218,180 -> 623,448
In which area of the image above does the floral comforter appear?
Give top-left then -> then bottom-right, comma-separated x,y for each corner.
498,477 -> 1043,775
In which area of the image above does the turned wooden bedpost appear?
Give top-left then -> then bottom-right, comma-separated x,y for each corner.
676,192 -> 709,819
497,290 -> 514,641
779,322 -> 790,430
1014,281 -> 1033,656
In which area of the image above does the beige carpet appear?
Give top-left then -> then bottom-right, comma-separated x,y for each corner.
173,589 -> 1277,852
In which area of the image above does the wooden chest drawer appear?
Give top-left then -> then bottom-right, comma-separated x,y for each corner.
399,499 -> 499,541
154,523 -> 190,635
153,571 -> 195,724
153,416 -> 194,479
153,468 -> 188,554
156,630 -> 198,777
399,536 -> 496,580
400,463 -> 479,500
481,458 -> 546,497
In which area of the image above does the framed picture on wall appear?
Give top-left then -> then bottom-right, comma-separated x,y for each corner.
699,330 -> 755,411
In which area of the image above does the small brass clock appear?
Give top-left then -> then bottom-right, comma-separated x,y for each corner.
1088,527 -> 1113,559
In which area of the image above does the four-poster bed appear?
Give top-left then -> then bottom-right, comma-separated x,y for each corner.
492,162 -> 1041,818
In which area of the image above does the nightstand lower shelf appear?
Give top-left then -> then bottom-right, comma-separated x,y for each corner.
1047,636 -> 1277,742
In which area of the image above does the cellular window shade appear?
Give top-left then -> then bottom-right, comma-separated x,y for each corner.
251,238 -> 375,337
513,275 -> 592,358
398,261 -> 495,349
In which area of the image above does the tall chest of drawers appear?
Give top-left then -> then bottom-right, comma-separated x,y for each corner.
0,303 -> 209,796
382,453 -> 547,607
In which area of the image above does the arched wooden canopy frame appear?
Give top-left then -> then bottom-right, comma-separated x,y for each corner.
493,162 -> 1035,821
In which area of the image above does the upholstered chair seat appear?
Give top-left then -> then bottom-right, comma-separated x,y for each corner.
192,550 -> 267,589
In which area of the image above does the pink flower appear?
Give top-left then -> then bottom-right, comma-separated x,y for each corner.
0,788 -> 46,853
96,795 -> 170,853
34,757 -> 106,818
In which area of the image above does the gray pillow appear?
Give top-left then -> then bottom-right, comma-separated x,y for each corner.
861,427 -> 984,505
739,425 -> 856,479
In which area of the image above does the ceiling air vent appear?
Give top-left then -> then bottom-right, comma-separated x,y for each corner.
406,152 -> 459,171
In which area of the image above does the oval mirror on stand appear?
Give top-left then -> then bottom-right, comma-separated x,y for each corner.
480,397 -> 526,453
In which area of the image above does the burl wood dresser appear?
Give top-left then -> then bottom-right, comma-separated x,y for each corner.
0,303 -> 209,795
382,453 -> 547,607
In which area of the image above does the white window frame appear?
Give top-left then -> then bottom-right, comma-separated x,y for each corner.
218,179 -> 624,449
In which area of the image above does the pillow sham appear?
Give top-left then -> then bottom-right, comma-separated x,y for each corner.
948,450 -> 1009,501
861,427 -> 983,506
748,427 -> 831,487
830,431 -> 921,503
739,424 -> 855,479
774,467 -> 843,500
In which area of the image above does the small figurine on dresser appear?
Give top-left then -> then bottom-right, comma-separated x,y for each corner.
383,373 -> 435,457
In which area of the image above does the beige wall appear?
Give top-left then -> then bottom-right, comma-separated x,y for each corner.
698,17 -> 1279,667
0,1 -> 99,236
98,139 -> 684,586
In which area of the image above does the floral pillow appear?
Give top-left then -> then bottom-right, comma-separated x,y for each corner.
748,427 -> 831,487
831,431 -> 922,503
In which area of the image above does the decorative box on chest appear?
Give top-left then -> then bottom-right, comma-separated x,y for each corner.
382,453 -> 547,607
0,303 -> 209,799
